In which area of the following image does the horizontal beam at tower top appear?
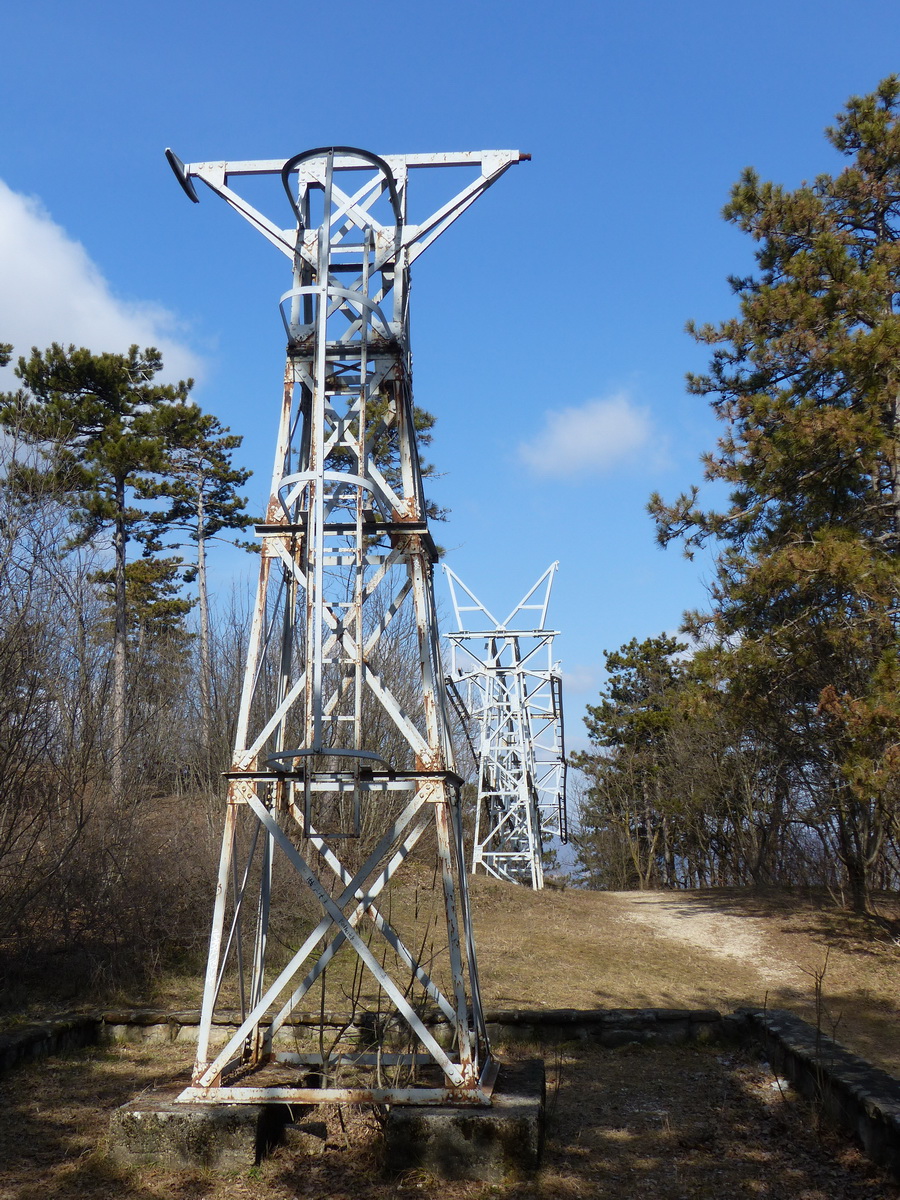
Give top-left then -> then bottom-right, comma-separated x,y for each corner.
172,149 -> 530,176
166,147 -> 529,267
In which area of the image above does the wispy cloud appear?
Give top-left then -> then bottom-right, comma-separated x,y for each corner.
0,179 -> 202,384
518,392 -> 652,478
561,663 -> 601,695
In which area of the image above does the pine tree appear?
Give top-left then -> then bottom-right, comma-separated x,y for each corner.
649,77 -> 900,912
574,635 -> 687,889
93,556 -> 195,648
137,413 -> 254,742
0,343 -> 195,802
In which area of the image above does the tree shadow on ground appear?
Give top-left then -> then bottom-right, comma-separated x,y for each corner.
500,1041 -> 899,1200
0,1043 -> 197,1200
634,886 -> 900,955
0,1039 -> 896,1200
760,981 -> 900,1074
589,887 -> 900,1073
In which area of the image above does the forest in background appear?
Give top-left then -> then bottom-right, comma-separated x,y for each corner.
4,78 -> 900,1008
573,78 -> 900,918
0,341 -> 258,1002
0,339 -> 442,1006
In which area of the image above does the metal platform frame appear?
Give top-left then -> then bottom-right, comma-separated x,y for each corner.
445,565 -> 567,889
165,145 -> 527,1106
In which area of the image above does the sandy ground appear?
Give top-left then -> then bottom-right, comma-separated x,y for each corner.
609,890 -> 806,988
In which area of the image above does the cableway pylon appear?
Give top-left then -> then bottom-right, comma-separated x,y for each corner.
444,564 -> 567,890
166,145 -> 527,1108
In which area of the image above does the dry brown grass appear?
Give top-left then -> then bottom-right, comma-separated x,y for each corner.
466,881 -> 900,1077
72,879 -> 900,1090
4,884 -> 900,1197
0,1040 -> 897,1200
129,881 -> 900,1082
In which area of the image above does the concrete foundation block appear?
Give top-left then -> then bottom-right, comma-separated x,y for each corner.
383,1059 -> 545,1182
108,1092 -> 290,1169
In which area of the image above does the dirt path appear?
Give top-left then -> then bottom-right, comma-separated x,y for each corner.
609,890 -> 806,988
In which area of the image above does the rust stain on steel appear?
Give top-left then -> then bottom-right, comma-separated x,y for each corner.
177,1084 -> 494,1106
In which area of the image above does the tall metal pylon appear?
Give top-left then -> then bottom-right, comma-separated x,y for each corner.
444,565 -> 567,889
166,146 -> 527,1106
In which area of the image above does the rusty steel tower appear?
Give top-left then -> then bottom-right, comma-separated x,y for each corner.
445,565 -> 567,889
166,146 -> 526,1107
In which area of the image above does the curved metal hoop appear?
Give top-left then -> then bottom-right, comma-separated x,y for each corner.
280,145 -> 403,229
278,283 -> 392,341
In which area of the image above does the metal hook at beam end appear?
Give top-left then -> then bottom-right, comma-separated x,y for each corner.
165,148 -> 200,203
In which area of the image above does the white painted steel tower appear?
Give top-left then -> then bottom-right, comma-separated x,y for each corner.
444,565 -> 567,889
166,146 -> 527,1107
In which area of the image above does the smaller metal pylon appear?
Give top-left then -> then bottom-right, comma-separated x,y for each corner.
444,565 -> 567,889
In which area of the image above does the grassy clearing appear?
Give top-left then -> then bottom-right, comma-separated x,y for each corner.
3,884 -> 900,1196
465,881 -> 900,1077
65,880 -> 900,1079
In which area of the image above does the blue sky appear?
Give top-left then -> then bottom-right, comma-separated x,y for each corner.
2,0 -> 899,750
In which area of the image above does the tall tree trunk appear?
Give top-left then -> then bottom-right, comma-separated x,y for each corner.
111,475 -> 127,805
655,773 -> 676,887
891,389 -> 900,542
834,784 -> 873,915
196,476 -> 212,779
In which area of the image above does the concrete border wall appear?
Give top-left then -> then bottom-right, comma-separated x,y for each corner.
0,1015 -> 101,1074
91,1005 -> 727,1048
739,1008 -> 900,1181
3,1006 -> 899,1181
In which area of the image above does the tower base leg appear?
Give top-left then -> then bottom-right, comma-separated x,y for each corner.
108,1059 -> 545,1180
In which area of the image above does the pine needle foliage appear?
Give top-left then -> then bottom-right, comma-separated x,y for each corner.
648,78 -> 900,912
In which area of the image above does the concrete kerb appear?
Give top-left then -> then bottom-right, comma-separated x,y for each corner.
0,1014 -> 102,1074
91,1005 -> 726,1048
4,1006 -> 900,1181
739,1008 -> 900,1181
482,1006 -> 723,1046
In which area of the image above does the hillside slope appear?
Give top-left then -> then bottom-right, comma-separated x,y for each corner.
467,880 -> 900,1076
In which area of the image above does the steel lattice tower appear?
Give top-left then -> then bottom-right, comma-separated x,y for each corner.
166,146 -> 526,1106
445,565 -> 567,889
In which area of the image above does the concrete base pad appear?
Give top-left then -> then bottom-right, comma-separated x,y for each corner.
109,1059 -> 545,1180
383,1059 -> 546,1182
108,1092 -> 290,1169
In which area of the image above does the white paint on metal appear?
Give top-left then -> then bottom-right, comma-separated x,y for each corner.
445,565 -> 567,889
167,145 -> 526,1106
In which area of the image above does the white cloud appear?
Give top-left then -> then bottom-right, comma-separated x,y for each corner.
517,392 -> 652,478
0,179 -> 202,385
561,663 -> 600,695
